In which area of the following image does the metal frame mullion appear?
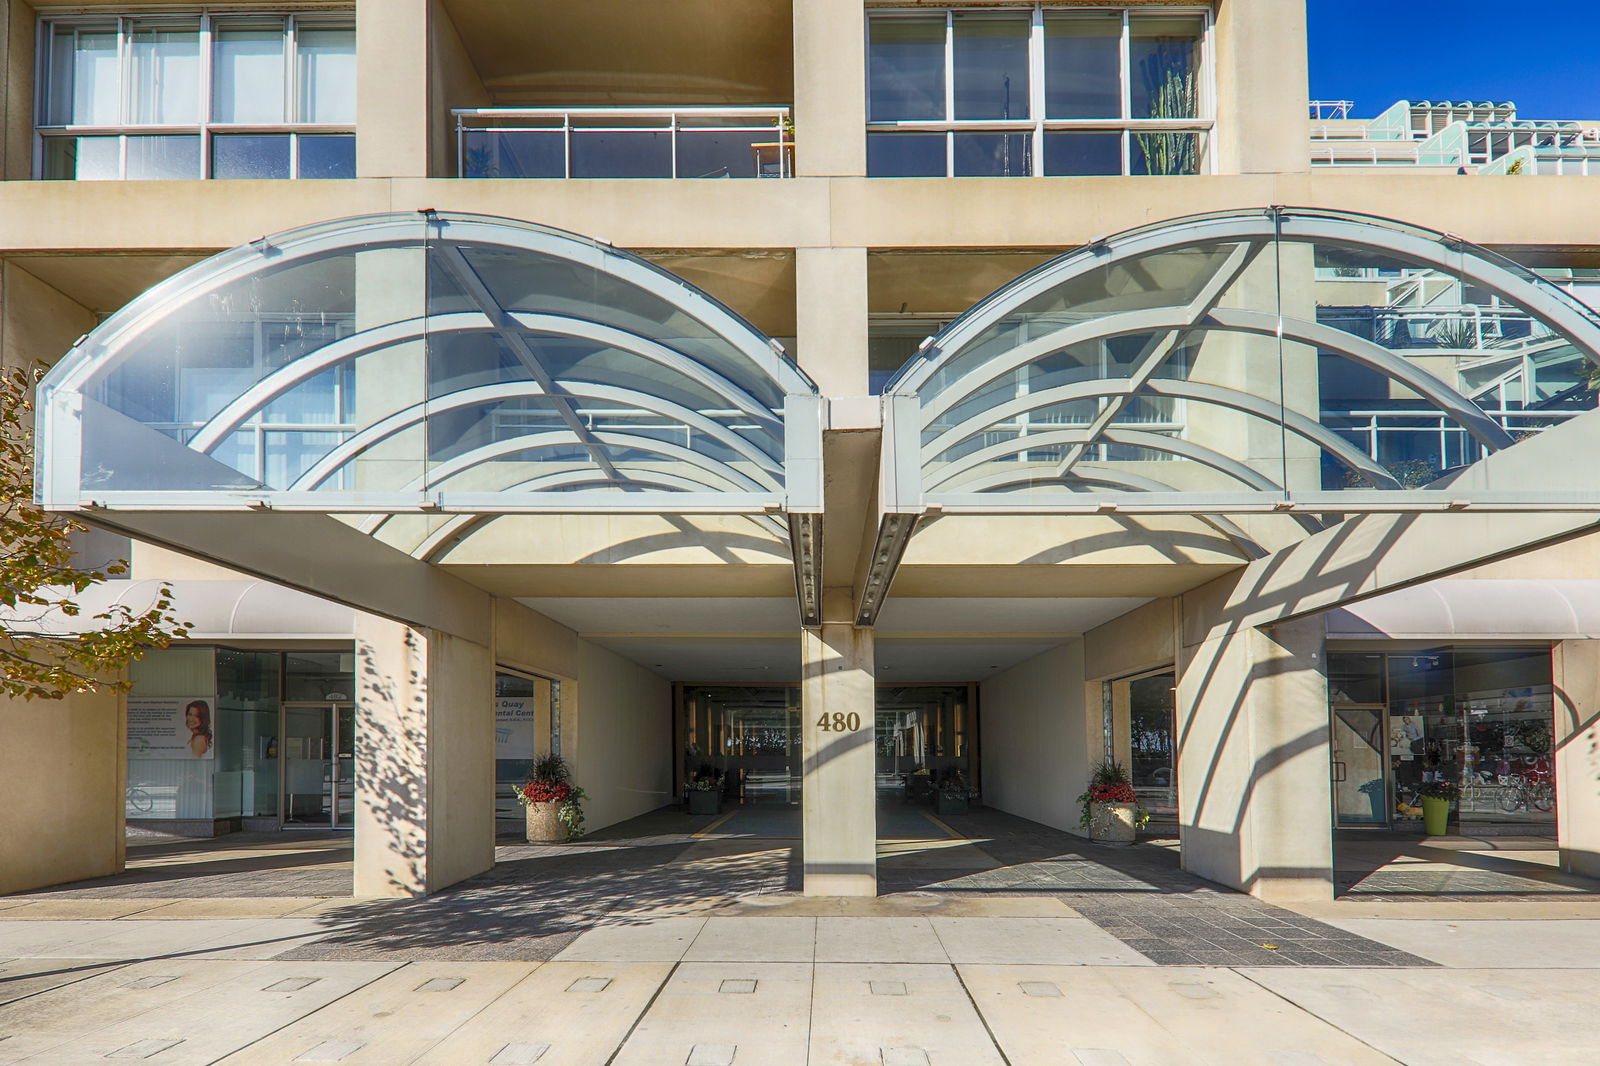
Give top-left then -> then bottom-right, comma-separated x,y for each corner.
198,13 -> 212,178
1119,9 -> 1132,174
1028,4 -> 1045,176
944,10 -> 955,176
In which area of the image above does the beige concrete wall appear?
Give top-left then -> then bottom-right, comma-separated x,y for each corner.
357,0 -> 430,178
1084,599 -> 1178,682
792,0 -> 863,177
0,680 -> 126,895
795,246 -> 869,396
1553,640 -> 1600,879
978,641 -> 1094,836
1177,614 -> 1333,901
353,614 -> 495,896
429,0 -> 489,178
2,262 -> 96,371
2,0 -> 34,182
492,597 -> 672,834
1212,0 -> 1309,175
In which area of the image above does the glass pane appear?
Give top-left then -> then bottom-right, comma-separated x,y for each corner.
285,651 -> 354,701
676,130 -> 768,179
869,17 -> 945,121
1128,673 -> 1176,817
213,26 -> 286,124
49,27 -> 120,126
297,26 -> 356,124
298,134 -> 356,178
953,15 -> 1030,121
462,129 -> 564,177
1130,16 -> 1203,120
1332,706 -> 1387,824
952,132 -> 1031,177
126,135 -> 200,179
1043,131 -> 1122,175
867,132 -> 945,177
213,133 -> 291,178
1131,131 -> 1203,175
283,704 -> 332,826
570,131 -> 671,178
128,24 -> 201,125
1045,14 -> 1123,119
43,136 -> 120,180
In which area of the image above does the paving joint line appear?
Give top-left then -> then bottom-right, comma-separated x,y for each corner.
601,959 -> 682,1066
1232,965 -> 1409,1065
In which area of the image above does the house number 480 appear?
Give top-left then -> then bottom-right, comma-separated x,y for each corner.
816,712 -> 862,732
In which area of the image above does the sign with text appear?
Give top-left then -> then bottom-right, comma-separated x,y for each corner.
128,696 -> 217,760
495,697 -> 535,760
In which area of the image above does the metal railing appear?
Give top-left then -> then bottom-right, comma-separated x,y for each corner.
1309,100 -> 1355,120
453,107 -> 793,179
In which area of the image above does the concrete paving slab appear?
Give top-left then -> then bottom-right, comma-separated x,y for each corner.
214,961 -> 535,1065
809,963 -> 1005,1066
877,841 -> 1000,871
1286,900 -> 1600,921
14,961 -> 396,1066
930,918 -> 1152,966
725,895 -> 1079,918
553,918 -> 707,963
413,962 -> 672,1066
683,917 -> 815,963
963,966 -> 1403,1066
0,958 -> 131,1006
1241,967 -> 1600,1066
48,917 -> 335,961
0,901 -> 171,921
612,962 -> 812,1066
0,921 -> 138,958
815,918 -> 948,963
120,898 -> 335,920
1312,918 -> 1600,968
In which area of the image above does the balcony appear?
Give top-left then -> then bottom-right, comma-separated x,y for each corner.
454,107 -> 793,179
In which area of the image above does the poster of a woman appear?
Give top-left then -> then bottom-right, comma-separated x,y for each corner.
185,700 -> 213,758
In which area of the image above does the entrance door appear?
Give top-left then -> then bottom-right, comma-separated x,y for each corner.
1332,705 -> 1388,825
281,702 -> 355,828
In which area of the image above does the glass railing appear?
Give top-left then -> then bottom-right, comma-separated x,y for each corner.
453,107 -> 793,179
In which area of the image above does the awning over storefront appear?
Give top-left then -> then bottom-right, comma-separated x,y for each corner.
1326,579 -> 1600,640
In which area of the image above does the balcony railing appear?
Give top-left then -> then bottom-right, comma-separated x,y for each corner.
454,107 -> 793,179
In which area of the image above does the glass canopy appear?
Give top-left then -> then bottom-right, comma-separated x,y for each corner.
883,207 -> 1600,516
36,212 -> 822,528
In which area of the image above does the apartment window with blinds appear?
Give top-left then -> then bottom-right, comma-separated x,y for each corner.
867,6 -> 1212,177
37,14 -> 355,180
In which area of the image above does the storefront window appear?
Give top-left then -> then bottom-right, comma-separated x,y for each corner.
126,646 -> 218,821
1329,645 -> 1555,829
496,670 -> 557,819
1127,672 -> 1176,816
215,649 -> 280,818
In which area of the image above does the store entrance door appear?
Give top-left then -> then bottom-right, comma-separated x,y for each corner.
280,702 -> 354,828
1332,705 -> 1388,825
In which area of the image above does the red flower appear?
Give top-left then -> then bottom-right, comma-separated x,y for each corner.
521,781 -> 573,804
1088,783 -> 1137,804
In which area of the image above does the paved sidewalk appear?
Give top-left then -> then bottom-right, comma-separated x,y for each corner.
4,809 -> 1599,1063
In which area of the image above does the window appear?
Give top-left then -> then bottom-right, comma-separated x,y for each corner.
38,14 -> 355,180
867,7 -> 1211,177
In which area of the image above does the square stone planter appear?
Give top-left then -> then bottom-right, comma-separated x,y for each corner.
1087,801 -> 1138,845
687,790 -> 721,816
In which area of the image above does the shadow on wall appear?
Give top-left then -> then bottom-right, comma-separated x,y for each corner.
355,630 -> 428,896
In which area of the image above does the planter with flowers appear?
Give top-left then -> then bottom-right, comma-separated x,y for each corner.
1418,778 -> 1459,837
1077,760 -> 1150,845
686,774 -> 723,815
515,752 -> 586,843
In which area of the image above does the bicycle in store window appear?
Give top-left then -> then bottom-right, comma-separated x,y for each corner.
1496,758 -> 1554,814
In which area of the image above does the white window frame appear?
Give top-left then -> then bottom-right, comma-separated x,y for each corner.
34,10 -> 356,180
864,4 -> 1216,177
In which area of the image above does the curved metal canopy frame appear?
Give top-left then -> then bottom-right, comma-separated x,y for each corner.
37,211 -> 823,525
883,206 -> 1600,518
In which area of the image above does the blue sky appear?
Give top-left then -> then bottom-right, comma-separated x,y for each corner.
1308,1 -> 1600,119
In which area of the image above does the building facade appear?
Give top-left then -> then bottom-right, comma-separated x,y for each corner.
5,0 -> 1600,903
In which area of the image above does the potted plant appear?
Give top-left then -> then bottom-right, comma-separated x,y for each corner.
515,752 -> 586,843
1077,760 -> 1149,845
935,780 -> 977,816
686,773 -> 722,815
1418,778 -> 1459,837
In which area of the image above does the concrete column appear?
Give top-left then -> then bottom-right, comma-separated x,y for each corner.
1176,614 -> 1333,901
792,0 -> 865,177
354,614 -> 495,896
801,590 -> 877,896
1211,0 -> 1309,175
356,0 -> 431,177
1553,640 -> 1600,879
796,247 -> 869,397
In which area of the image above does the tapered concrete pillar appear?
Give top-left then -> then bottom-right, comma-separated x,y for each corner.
792,0 -> 865,177
1177,614 -> 1333,901
356,0 -> 430,177
801,590 -> 877,896
354,614 -> 495,897
1553,640 -> 1600,880
795,247 -> 869,396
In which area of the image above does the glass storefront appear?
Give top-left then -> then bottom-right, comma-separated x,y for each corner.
494,669 -> 560,820
1126,671 -> 1177,817
1329,646 -> 1555,830
126,646 -> 356,830
679,685 -> 976,805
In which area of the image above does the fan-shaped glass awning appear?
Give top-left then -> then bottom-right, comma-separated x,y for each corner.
36,212 -> 822,521
881,207 -> 1600,516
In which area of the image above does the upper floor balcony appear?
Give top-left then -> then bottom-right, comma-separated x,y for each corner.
455,107 -> 793,179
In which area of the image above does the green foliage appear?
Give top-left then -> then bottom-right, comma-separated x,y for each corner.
1,366 -> 190,699
1418,779 -> 1460,801
1133,55 -> 1199,175
558,785 -> 588,838
1076,759 -> 1150,831
530,750 -> 572,786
